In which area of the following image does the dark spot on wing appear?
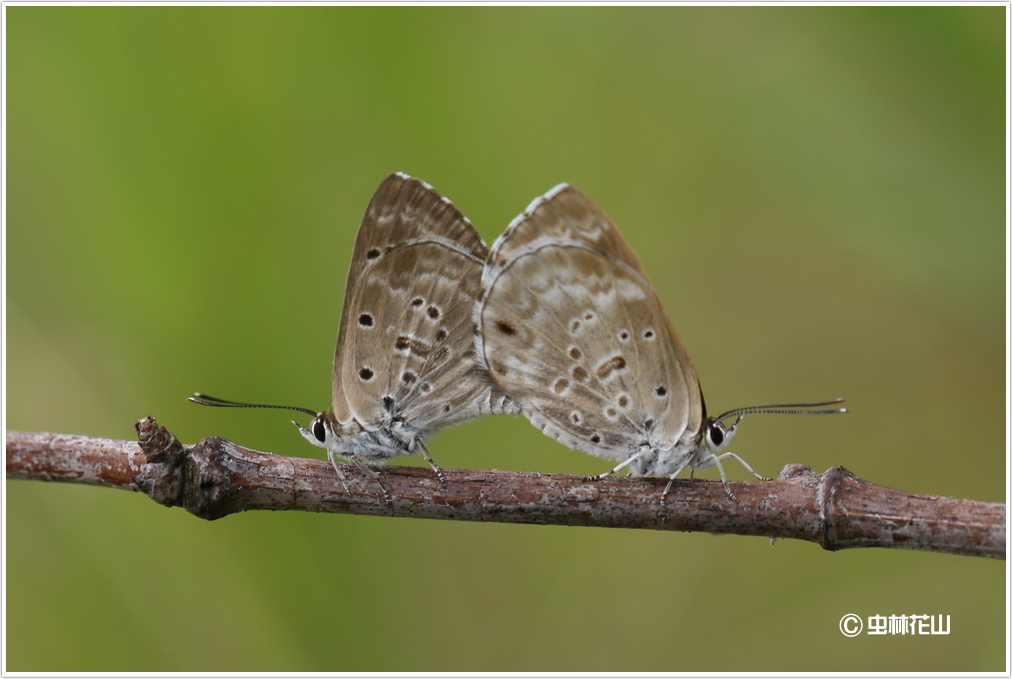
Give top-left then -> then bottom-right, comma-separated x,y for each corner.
394,335 -> 430,358
596,355 -> 627,380
496,320 -> 517,335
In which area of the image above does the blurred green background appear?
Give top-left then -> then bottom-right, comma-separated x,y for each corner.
5,5 -> 1005,673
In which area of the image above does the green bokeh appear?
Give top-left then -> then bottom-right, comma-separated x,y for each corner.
6,6 -> 1005,672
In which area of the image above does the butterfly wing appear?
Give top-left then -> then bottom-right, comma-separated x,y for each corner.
333,173 -> 507,439
477,184 -> 705,462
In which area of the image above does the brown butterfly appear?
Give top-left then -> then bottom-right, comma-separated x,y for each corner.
193,173 -> 516,487
475,182 -> 844,499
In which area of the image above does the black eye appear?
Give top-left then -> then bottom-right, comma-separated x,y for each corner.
709,423 -> 724,446
312,417 -> 327,443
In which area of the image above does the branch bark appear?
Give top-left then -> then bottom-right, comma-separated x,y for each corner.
5,418 -> 1005,559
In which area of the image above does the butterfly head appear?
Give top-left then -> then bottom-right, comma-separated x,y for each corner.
699,398 -> 849,461
642,399 -> 846,483
640,417 -> 742,477
188,393 -> 362,457
295,409 -> 418,466
296,410 -> 339,450
294,410 -> 376,457
701,414 -> 742,456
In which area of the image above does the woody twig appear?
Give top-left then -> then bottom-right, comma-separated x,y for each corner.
5,418 -> 1004,560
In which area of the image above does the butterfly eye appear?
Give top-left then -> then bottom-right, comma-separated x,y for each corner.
708,422 -> 724,447
311,416 -> 328,443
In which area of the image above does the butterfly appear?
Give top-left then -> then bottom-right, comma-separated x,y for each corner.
192,173 -> 516,488
475,182 -> 844,500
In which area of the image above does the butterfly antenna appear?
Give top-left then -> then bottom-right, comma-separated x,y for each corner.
188,393 -> 317,417
714,398 -> 847,422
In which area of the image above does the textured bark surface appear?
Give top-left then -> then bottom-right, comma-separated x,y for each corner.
5,418 -> 1005,559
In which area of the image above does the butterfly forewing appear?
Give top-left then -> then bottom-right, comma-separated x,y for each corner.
333,173 -> 498,435
478,184 -> 705,463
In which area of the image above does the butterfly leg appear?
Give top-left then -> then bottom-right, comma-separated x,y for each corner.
375,477 -> 393,505
685,452 -> 767,501
711,451 -> 769,502
327,451 -> 352,493
659,459 -> 695,503
331,454 -> 392,504
350,459 -> 393,504
413,439 -> 446,485
662,475 -> 678,501
711,456 -> 736,501
680,453 -> 737,500
712,452 -> 769,481
585,451 -> 647,482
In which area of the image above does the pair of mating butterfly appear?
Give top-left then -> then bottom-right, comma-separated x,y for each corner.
193,172 -> 845,500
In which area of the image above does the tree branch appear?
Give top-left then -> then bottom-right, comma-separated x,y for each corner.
5,418 -> 1004,559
